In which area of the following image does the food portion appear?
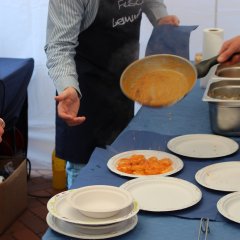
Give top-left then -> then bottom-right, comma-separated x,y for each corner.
121,54 -> 197,108
116,154 -> 173,175
123,69 -> 189,107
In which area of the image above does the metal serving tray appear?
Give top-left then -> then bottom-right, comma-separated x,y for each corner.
207,80 -> 240,101
203,79 -> 240,136
215,63 -> 240,78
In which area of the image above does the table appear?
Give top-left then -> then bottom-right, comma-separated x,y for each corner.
0,58 -> 34,127
0,57 -> 34,154
42,82 -> 240,240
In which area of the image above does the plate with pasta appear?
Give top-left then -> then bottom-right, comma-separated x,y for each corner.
107,150 -> 184,178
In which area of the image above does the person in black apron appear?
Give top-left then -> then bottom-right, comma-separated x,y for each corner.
47,1 -> 180,188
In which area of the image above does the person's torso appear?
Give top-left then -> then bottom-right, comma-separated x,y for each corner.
75,0 -> 144,74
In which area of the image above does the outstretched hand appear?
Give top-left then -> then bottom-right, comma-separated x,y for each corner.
55,87 -> 86,126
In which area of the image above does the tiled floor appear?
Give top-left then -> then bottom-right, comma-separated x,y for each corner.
0,169 -> 65,240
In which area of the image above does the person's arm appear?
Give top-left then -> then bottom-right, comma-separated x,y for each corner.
44,0 -> 98,95
143,0 -> 180,26
44,0 -> 98,126
217,36 -> 240,64
45,0 -> 82,95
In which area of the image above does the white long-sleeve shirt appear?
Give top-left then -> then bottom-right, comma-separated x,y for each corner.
45,0 -> 168,94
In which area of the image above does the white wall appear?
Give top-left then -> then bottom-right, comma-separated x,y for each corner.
1,0 -> 240,170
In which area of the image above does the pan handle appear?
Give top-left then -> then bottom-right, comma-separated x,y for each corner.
196,53 -> 240,79
195,56 -> 218,79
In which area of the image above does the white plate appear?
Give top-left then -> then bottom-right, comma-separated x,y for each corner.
46,212 -> 138,239
47,190 -> 139,225
217,192 -> 240,224
107,150 -> 184,178
195,161 -> 240,191
167,134 -> 239,158
120,176 -> 202,212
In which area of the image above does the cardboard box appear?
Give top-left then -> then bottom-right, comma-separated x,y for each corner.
0,156 -> 27,234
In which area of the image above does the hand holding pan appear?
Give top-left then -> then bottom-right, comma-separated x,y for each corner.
120,54 -> 228,108
188,52 -> 239,78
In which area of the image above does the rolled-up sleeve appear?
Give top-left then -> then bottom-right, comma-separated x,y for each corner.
45,0 -> 86,94
143,0 -> 168,26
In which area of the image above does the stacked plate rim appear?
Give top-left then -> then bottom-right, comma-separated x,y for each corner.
46,185 -> 139,239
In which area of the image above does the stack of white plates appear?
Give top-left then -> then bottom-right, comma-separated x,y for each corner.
46,185 -> 139,239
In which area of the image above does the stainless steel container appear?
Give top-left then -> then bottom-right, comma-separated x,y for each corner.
215,63 -> 240,78
203,79 -> 240,136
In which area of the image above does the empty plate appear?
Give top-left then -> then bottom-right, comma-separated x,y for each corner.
217,192 -> 240,224
120,176 -> 202,212
167,134 -> 239,158
195,161 -> 240,191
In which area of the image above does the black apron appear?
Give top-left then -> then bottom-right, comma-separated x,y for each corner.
56,0 -> 143,163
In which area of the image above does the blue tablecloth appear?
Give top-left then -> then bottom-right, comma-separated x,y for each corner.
43,82 -> 240,240
0,57 -> 34,129
126,81 -> 211,135
110,130 -> 240,221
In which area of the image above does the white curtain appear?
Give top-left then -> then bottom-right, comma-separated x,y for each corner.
0,0 -> 239,169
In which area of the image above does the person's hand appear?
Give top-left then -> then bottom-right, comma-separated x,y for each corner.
55,87 -> 86,126
0,118 -> 5,143
157,15 -> 180,26
217,36 -> 240,64
0,127 -> 3,142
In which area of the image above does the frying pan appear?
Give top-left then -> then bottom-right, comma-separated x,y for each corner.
120,54 -> 218,107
